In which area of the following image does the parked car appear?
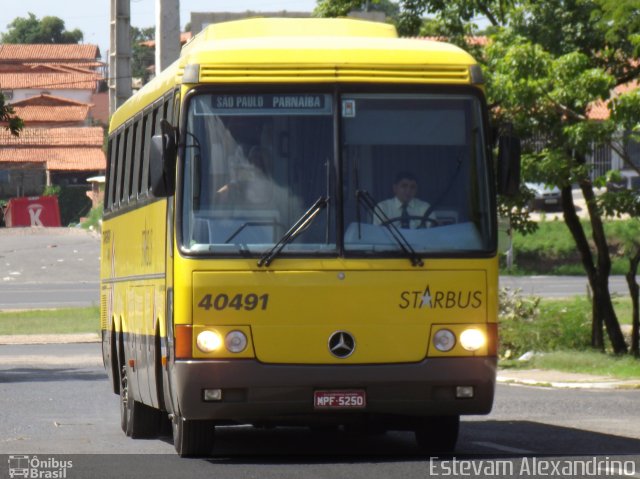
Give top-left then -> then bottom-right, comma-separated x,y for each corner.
525,182 -> 562,211
606,169 -> 640,192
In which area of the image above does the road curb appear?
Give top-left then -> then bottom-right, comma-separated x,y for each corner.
0,333 -> 100,345
497,374 -> 640,390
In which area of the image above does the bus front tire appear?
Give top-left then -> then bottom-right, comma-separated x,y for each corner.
414,415 -> 459,454
172,415 -> 215,457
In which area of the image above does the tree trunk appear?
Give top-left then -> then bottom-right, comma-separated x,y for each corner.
561,185 -> 604,349
579,180 -> 627,354
560,181 -> 627,354
627,248 -> 640,357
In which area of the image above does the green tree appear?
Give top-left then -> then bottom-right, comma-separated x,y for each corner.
0,93 -> 23,136
1,13 -> 83,44
599,190 -> 640,356
488,1 -> 639,355
315,0 -> 400,25
131,26 -> 156,83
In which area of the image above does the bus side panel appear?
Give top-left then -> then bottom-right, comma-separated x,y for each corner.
101,199 -> 168,408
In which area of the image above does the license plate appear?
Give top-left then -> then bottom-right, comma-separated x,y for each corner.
314,390 -> 366,409
544,198 -> 558,204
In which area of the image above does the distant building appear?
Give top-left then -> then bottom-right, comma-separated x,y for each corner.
0,127 -> 105,197
0,44 -> 106,201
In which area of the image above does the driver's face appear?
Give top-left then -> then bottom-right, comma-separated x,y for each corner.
393,179 -> 417,203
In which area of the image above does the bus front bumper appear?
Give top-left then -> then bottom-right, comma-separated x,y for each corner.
171,357 -> 496,424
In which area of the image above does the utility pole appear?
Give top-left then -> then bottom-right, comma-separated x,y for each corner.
155,0 -> 181,73
109,0 -> 132,114
109,0 -> 180,114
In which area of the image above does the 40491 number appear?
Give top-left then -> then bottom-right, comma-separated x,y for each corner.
197,293 -> 269,311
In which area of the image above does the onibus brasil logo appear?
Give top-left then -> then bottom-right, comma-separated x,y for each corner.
8,455 -> 73,478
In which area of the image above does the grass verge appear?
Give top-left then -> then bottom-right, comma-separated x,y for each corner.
0,307 -> 99,335
501,350 -> 640,380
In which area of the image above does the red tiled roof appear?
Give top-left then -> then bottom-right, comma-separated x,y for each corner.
11,94 -> 90,107
0,44 -> 100,62
0,127 -> 103,146
0,72 -> 100,90
26,62 -> 103,70
587,80 -> 639,120
0,147 -> 105,171
12,104 -> 90,123
415,35 -> 489,46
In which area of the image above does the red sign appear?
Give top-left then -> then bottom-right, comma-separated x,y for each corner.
4,196 -> 62,227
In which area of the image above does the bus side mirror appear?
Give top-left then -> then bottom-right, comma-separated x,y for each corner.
497,134 -> 521,197
150,120 -> 178,197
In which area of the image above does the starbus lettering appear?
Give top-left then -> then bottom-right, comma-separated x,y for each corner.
399,285 -> 482,310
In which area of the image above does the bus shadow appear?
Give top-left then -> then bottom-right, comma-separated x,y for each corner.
185,420 -> 640,464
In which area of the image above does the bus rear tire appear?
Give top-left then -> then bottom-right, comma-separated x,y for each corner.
119,366 -> 128,434
172,415 -> 215,457
414,415 -> 459,454
120,365 -> 162,438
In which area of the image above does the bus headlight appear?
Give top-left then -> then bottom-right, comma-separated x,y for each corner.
433,329 -> 456,352
196,330 -> 222,353
460,328 -> 486,351
225,330 -> 248,353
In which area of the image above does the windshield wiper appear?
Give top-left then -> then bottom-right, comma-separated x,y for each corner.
258,196 -> 329,267
356,190 -> 424,267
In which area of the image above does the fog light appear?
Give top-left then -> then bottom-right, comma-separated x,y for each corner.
225,330 -> 248,353
433,329 -> 456,352
203,389 -> 222,401
196,330 -> 222,353
456,386 -> 474,399
460,328 -> 486,351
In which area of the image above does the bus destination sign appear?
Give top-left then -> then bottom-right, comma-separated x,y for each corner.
212,94 -> 332,114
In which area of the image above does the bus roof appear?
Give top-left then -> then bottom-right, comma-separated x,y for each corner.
110,18 -> 480,131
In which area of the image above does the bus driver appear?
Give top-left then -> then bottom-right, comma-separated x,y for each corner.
374,171 -> 432,228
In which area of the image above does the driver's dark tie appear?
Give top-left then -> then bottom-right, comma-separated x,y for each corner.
400,202 -> 410,228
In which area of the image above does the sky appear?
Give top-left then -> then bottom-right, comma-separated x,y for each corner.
0,0 -> 318,58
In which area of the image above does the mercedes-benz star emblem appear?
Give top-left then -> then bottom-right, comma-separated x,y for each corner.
328,331 -> 356,359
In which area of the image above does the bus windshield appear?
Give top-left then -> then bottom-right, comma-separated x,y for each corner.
181,91 -> 493,257
181,93 -> 336,255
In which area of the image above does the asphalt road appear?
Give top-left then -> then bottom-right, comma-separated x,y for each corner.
0,228 -> 100,309
499,275 -> 630,298
0,344 -> 639,479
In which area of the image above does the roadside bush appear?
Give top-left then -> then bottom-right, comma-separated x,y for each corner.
58,186 -> 92,226
498,288 -> 591,358
80,203 -> 103,232
504,218 -> 640,275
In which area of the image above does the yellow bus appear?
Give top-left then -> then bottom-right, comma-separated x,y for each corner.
101,17 -> 520,457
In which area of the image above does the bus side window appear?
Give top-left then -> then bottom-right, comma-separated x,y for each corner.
106,136 -> 116,210
153,105 -> 162,135
164,91 -> 174,122
130,118 -> 142,200
140,112 -> 152,196
115,130 -> 126,207
123,123 -> 136,203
